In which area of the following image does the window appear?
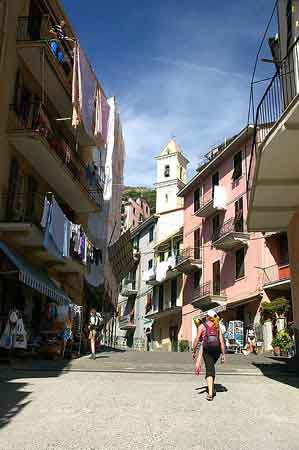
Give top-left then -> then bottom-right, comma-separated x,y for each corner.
149,226 -> 154,242
133,237 -> 139,251
159,252 -> 165,262
213,260 -> 221,295
194,189 -> 200,213
164,165 -> 170,177
212,172 -> 219,198
212,214 -> 220,241
165,194 -> 168,202
133,220 -> 135,227
148,259 -> 153,270
278,233 -> 289,265
193,270 -> 201,289
139,214 -> 144,223
158,286 -> 164,311
194,228 -> 201,259
235,247 -> 245,280
233,151 -> 242,181
171,279 -> 177,308
133,207 -> 136,215
146,206 -> 149,214
234,197 -> 244,232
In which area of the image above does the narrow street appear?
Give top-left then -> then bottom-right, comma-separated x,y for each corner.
0,352 -> 298,450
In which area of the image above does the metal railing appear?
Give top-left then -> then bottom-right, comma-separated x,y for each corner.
193,281 -> 214,300
8,103 -> 104,208
262,264 -> 291,286
0,192 -> 44,224
247,36 -> 299,196
16,16 -> 73,78
212,217 -> 244,242
0,192 -> 91,265
175,247 -> 201,263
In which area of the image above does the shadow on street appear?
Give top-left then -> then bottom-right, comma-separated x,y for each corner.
196,384 -> 229,395
0,346 -> 123,429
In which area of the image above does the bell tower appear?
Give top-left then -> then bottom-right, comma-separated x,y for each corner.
155,139 -> 189,214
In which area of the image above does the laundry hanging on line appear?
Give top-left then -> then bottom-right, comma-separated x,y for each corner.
41,195 -> 101,267
72,41 -> 110,148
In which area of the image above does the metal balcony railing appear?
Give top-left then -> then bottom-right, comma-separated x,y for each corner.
247,36 -> 299,197
0,192 -> 44,224
262,264 -> 291,286
0,192 -> 89,265
212,217 -> 244,242
8,103 -> 104,208
193,280 -> 223,299
175,247 -> 201,263
16,16 -> 73,78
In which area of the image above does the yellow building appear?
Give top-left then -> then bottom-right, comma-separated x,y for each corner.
0,1 -> 111,349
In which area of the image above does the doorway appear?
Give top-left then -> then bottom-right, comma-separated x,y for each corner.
169,325 -> 178,352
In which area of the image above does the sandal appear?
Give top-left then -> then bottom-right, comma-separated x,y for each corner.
206,394 -> 214,401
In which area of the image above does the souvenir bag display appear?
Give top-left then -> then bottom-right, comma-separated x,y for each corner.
0,310 -> 20,349
14,315 -> 27,350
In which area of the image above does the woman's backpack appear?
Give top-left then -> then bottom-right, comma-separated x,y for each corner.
203,323 -> 220,350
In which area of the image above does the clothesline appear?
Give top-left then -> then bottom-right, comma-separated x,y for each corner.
41,194 -> 102,268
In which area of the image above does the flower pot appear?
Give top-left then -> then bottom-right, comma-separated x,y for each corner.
273,346 -> 280,356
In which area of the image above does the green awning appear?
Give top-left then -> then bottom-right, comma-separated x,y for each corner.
0,241 -> 70,305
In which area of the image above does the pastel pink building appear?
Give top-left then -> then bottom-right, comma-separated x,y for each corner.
121,197 -> 151,233
177,126 -> 292,350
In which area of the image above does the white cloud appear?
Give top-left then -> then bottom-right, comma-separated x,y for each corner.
121,57 -> 250,186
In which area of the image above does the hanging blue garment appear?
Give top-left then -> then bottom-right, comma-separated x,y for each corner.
63,219 -> 71,258
43,201 -> 63,260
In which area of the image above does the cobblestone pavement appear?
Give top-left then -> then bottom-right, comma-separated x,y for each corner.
0,352 -> 298,450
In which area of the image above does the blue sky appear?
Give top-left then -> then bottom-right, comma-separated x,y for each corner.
62,0 -> 277,186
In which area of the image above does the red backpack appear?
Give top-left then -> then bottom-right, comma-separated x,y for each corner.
203,323 -> 220,350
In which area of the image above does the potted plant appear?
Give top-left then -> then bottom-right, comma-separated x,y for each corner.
271,330 -> 292,357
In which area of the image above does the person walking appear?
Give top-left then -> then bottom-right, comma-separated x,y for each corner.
88,308 -> 103,360
192,310 -> 225,401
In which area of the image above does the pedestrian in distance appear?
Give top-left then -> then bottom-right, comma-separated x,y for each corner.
192,310 -> 225,401
88,308 -> 103,360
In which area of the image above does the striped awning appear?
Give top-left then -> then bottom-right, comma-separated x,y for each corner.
0,241 -> 70,305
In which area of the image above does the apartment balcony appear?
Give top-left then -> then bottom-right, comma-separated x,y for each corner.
212,218 -> 250,251
194,191 -> 226,218
7,104 -> 103,214
119,314 -> 136,330
247,38 -> 299,232
16,17 -> 72,116
192,281 -> 227,309
146,267 -> 160,286
0,193 -> 86,274
174,247 -> 202,274
146,305 -> 182,320
145,259 -> 182,286
121,280 -> 138,297
262,264 -> 291,291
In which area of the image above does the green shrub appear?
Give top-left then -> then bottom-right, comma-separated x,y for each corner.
178,340 -> 190,352
271,330 -> 292,352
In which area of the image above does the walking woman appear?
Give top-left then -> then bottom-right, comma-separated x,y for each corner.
192,310 -> 225,401
88,308 -> 103,359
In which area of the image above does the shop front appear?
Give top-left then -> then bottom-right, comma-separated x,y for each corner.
0,241 -> 83,359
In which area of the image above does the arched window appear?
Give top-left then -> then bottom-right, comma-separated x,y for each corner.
164,165 -> 170,177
